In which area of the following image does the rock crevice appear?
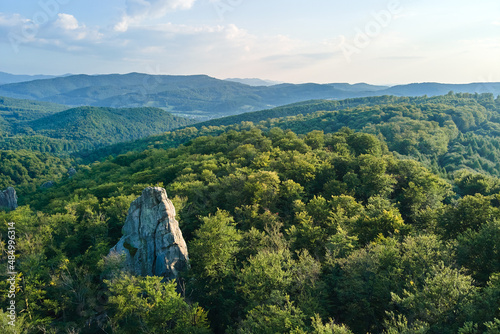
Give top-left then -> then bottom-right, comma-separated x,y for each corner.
109,187 -> 189,280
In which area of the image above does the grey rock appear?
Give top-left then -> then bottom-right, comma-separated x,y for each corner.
0,187 -> 17,210
68,168 -> 77,177
41,181 -> 55,189
68,168 -> 77,176
109,187 -> 189,280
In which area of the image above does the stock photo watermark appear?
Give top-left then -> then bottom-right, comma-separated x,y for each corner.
8,0 -> 71,53
5,221 -> 17,326
212,0 -> 244,20
339,0 -> 403,63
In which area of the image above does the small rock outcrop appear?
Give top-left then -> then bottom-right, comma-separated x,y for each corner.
109,187 -> 189,280
0,187 -> 17,211
67,168 -> 77,177
41,181 -> 55,189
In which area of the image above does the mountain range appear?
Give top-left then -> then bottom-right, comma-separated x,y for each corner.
1,73 -> 499,121
0,71 -> 59,85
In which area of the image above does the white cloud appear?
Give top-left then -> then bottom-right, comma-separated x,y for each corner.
55,13 -> 80,31
115,0 -> 197,32
0,13 -> 28,27
49,14 -> 103,42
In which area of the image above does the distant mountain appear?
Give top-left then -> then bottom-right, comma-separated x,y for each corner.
382,82 -> 500,96
0,72 -> 58,85
224,78 -> 283,86
1,73 -> 499,121
326,83 -> 389,92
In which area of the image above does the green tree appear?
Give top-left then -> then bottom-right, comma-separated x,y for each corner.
106,275 -> 210,334
189,210 -> 242,332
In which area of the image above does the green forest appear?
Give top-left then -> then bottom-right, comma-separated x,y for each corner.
0,102 -> 194,153
1,93 -> 500,333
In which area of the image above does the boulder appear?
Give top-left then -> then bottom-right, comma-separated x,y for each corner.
0,187 -> 17,211
109,187 -> 189,280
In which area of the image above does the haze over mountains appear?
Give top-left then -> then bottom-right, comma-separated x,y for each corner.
1,72 -> 500,121
0,72 -> 61,85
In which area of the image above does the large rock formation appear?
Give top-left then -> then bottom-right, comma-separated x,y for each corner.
0,187 -> 17,211
109,187 -> 189,280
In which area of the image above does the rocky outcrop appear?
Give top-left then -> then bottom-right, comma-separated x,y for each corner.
41,181 -> 55,189
67,168 -> 77,177
109,187 -> 189,280
0,187 -> 17,211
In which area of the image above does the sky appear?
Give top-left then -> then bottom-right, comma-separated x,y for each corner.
0,0 -> 499,84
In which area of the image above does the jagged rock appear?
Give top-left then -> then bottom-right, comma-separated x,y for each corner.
0,187 -> 18,211
67,168 -> 77,177
109,187 -> 189,280
41,181 -> 55,189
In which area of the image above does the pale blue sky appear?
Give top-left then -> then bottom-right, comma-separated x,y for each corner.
0,0 -> 499,84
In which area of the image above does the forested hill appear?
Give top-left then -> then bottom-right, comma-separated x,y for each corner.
0,95 -> 68,123
3,124 -> 500,333
81,93 -> 500,178
0,106 -> 195,153
25,106 -> 195,144
1,73 -> 500,120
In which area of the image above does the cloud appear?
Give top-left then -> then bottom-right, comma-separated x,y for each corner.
115,0 -> 197,32
49,13 -> 103,43
0,13 -> 28,27
55,13 -> 80,31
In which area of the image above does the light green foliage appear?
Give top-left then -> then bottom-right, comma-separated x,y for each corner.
238,249 -> 294,307
0,149 -> 72,197
236,294 -> 306,334
350,196 -> 405,244
391,264 -> 477,333
190,210 -> 242,279
439,194 -> 498,238
106,275 -> 211,334
383,313 -> 429,334
307,315 -> 355,334
188,210 -> 242,332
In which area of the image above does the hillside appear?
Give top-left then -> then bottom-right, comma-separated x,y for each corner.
24,106 -> 194,147
0,96 -> 68,122
80,93 -> 500,179
0,149 -> 72,196
3,125 -> 500,333
0,106 -> 194,153
0,73 -> 360,119
2,73 -> 499,120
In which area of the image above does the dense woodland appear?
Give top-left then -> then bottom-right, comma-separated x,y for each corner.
1,93 -> 500,333
0,102 -> 194,153
85,93 -> 500,178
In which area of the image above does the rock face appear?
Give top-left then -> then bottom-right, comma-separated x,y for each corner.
109,187 -> 189,280
0,187 -> 17,210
